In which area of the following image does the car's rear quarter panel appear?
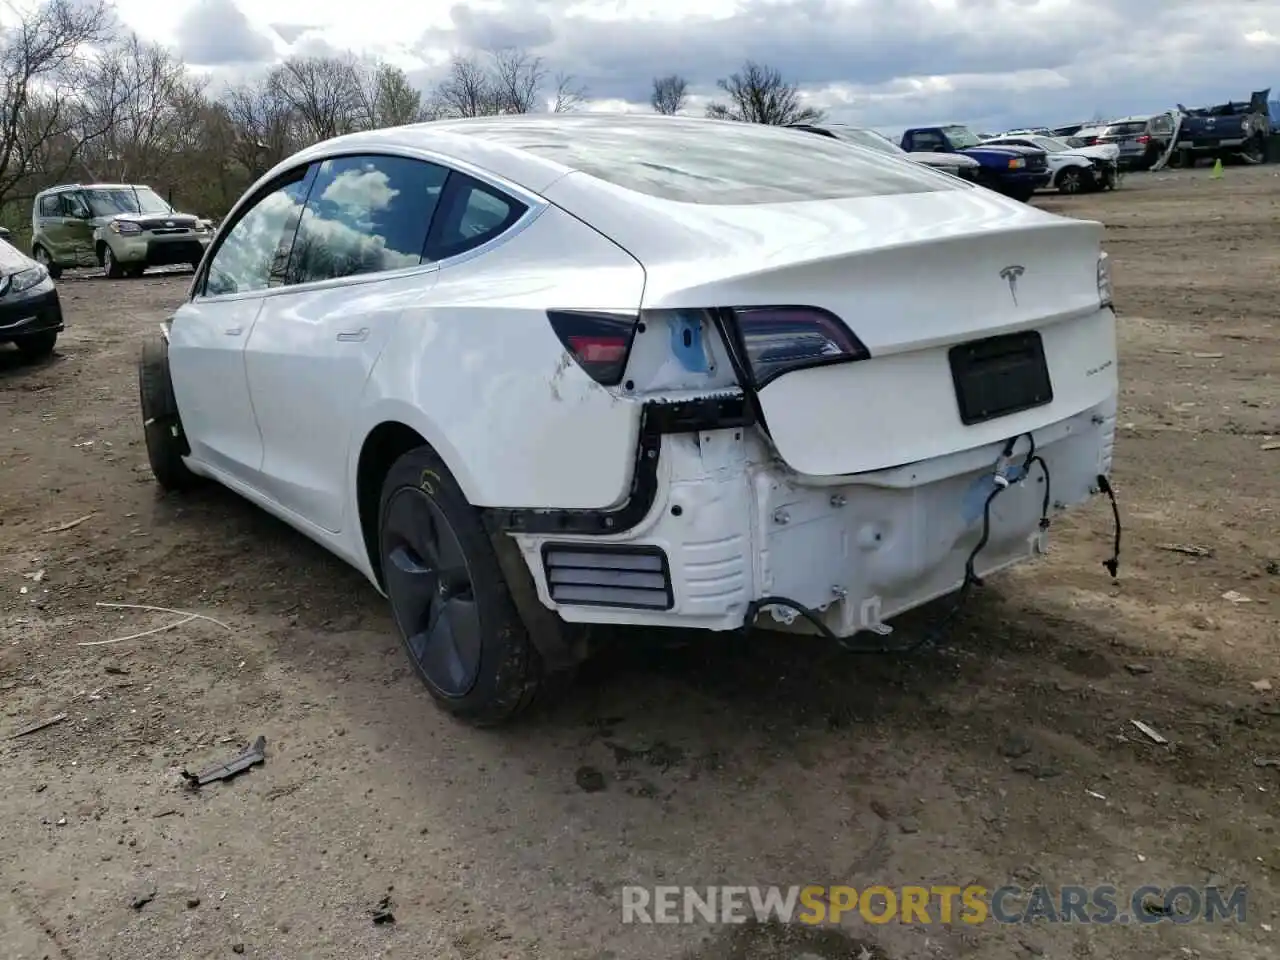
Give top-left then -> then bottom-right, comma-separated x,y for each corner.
352,203 -> 648,511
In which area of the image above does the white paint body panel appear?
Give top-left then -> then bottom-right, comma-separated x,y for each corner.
164,116 -> 1120,638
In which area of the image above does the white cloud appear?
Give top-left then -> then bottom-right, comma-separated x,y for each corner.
116,0 -> 1280,132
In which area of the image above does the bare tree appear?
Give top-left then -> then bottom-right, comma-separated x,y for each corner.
433,52 -> 498,118
0,0 -> 114,208
222,78 -> 297,179
489,47 -> 545,114
705,61 -> 824,125
357,61 -> 431,128
78,35 -> 196,183
551,72 -> 587,113
650,74 -> 687,115
267,55 -> 363,142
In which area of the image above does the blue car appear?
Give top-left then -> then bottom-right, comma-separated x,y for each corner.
900,125 -> 1051,202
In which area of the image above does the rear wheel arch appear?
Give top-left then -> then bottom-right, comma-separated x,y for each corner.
356,421 -> 431,588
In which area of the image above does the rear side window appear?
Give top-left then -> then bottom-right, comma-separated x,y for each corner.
424,174 -> 526,262
204,168 -> 313,297
38,196 -> 58,217
443,116 -> 957,205
287,154 -> 448,285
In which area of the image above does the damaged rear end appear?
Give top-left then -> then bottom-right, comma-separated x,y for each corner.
500,124 -> 1121,639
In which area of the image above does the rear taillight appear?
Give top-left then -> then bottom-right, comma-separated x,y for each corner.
1097,252 -> 1113,308
1136,135 -> 1151,144
726,306 -> 869,387
546,310 -> 639,386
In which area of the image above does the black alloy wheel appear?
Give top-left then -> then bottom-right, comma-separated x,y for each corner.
377,446 -> 557,725
381,485 -> 483,698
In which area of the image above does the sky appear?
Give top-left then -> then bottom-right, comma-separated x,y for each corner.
107,0 -> 1280,134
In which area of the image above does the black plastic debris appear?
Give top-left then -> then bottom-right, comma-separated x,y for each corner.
371,894 -> 395,925
131,884 -> 157,910
182,736 -> 266,789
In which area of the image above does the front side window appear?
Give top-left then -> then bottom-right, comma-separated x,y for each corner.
84,186 -> 171,217
286,154 -> 448,285
204,169 -> 313,297
63,192 -> 91,219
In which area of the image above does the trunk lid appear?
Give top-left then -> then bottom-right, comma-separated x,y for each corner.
548,179 -> 1115,477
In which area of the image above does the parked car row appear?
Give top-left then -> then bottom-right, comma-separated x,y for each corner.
1012,88 -> 1272,170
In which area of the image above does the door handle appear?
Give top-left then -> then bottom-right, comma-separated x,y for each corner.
224,326 -> 243,336
336,328 -> 369,342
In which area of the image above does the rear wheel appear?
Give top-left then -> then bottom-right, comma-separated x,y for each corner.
31,245 -> 61,280
378,446 -> 558,726
1242,134 -> 1265,165
15,331 -> 57,361
138,333 -> 200,491
126,265 -> 145,278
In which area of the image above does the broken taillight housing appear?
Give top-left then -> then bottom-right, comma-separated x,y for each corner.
1097,252 -> 1113,308
726,306 -> 870,387
546,309 -> 639,386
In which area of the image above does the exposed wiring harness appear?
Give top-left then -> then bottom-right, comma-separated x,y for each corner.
740,433 -> 1053,655
1096,474 -> 1122,577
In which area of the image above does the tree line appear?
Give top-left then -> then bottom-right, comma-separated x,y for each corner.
1,0 -> 825,236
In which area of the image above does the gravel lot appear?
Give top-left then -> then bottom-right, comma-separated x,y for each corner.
2,165 -> 1277,960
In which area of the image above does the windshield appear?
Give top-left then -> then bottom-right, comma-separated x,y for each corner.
833,128 -> 906,157
1031,136 -> 1069,153
940,125 -> 982,149
85,187 -> 171,217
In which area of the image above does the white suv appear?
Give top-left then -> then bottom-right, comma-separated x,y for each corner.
139,115 -> 1121,725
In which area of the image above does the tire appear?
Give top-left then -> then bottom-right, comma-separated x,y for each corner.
15,331 -> 57,361
103,247 -> 124,279
378,446 -> 558,726
31,245 -> 61,280
138,333 -> 199,491
1242,135 -> 1265,165
1057,168 -> 1084,194
126,266 -> 146,278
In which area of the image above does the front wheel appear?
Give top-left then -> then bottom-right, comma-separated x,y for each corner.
378,447 -> 558,726
15,331 -> 57,361
103,247 -> 124,279
1057,168 -> 1084,194
138,334 -> 200,491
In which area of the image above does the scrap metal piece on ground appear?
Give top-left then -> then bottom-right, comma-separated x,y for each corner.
1131,719 -> 1169,745
8,713 -> 68,739
181,736 -> 266,788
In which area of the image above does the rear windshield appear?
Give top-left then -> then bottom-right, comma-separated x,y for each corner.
438,116 -> 960,205
1103,122 -> 1147,136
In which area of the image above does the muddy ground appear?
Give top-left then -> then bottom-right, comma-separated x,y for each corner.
2,165 -> 1277,960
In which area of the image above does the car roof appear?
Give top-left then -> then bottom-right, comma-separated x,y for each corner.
38,183 -> 150,194
282,113 -> 907,197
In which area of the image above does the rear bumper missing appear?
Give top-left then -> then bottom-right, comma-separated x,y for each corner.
511,395 -> 1118,638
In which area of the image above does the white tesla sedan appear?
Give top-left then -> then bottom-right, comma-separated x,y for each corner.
139,114 -> 1120,725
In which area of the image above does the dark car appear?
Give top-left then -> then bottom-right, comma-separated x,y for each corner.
1094,115 -> 1176,169
0,234 -> 64,361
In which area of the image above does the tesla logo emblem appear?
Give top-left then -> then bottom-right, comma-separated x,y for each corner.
1000,265 -> 1025,305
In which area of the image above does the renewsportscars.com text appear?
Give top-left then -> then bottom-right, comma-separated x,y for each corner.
621,884 -> 1248,926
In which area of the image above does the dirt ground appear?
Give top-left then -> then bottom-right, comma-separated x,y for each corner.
2,164 -> 1277,960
